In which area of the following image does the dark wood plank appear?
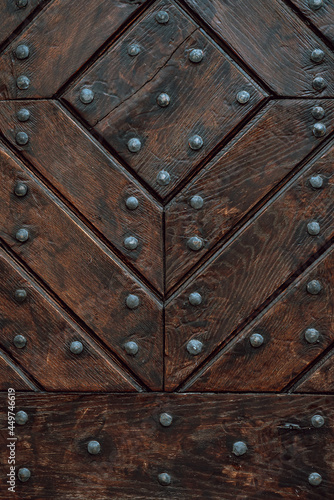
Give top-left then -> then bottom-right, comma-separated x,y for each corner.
185,244 -> 334,392
0,0 -> 148,99
0,249 -> 141,392
165,99 -> 334,290
184,0 -> 334,96
0,143 -> 163,390
290,0 -> 334,45
165,139 -> 334,390
0,350 -> 37,390
0,393 -> 333,499
0,100 -> 163,292
296,354 -> 334,393
0,0 -> 45,46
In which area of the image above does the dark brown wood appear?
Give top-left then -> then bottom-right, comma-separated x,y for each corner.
0,350 -> 37,390
296,354 -> 334,393
290,0 -> 334,45
0,0 -> 45,46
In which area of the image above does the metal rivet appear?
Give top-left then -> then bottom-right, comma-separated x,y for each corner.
15,44 -> 29,60
311,49 -> 325,63
306,280 -> 322,295
16,131 -> 29,145
249,333 -> 264,348
124,236 -> 138,250
18,467 -> 31,482
17,108 -> 30,122
80,88 -> 94,104
87,440 -> 100,455
188,292 -> 202,306
311,106 -> 325,120
189,49 -> 203,63
309,175 -> 323,189
189,195 -> 204,209
16,75 -> 30,90
124,341 -> 139,356
312,76 -> 327,91
159,413 -> 173,427
233,441 -> 248,456
186,339 -> 203,356
155,11 -> 169,24
125,196 -> 139,210
236,90 -> 250,104
13,334 -> 27,349
127,44 -> 141,56
16,228 -> 29,242
187,236 -> 204,251
70,341 -> 83,355
308,472 -> 322,486
157,92 -> 170,107
313,123 -> 326,137
307,221 -> 320,235
158,473 -> 171,486
189,135 -> 203,150
127,137 -> 141,153
304,328 -> 320,344
157,170 -> 170,186
16,0 -> 28,8
15,410 -> 28,425
126,294 -> 140,309
311,414 -> 325,428
308,0 -> 323,10
15,289 -> 27,302
14,182 -> 28,197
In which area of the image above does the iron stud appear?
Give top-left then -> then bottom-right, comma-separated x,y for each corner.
159,413 -> 173,427
16,75 -> 30,90
16,0 -> 28,7
16,131 -> 29,145
157,92 -> 170,107
306,280 -> 322,295
157,170 -> 170,186
124,341 -> 139,356
233,441 -> 248,456
15,44 -> 29,60
155,11 -> 169,24
188,292 -> 202,306
309,175 -> 323,189
190,195 -> 204,209
312,76 -> 326,91
124,236 -> 138,250
189,135 -> 203,150
70,341 -> 83,354
311,49 -> 325,63
15,289 -> 27,302
249,333 -> 264,348
87,440 -> 101,455
14,182 -> 28,197
311,414 -> 325,428
17,108 -> 30,122
126,294 -> 140,309
16,228 -> 29,242
18,468 -> 31,482
14,334 -> 27,349
127,44 -> 141,56
311,106 -> 325,120
79,88 -> 94,104
187,236 -> 204,251
308,0 -> 323,9
304,328 -> 320,344
158,473 -> 171,486
236,90 -> 250,104
308,472 -> 322,486
313,123 -> 326,137
126,196 -> 139,210
127,137 -> 141,153
189,49 -> 203,63
15,410 -> 28,425
307,221 -> 320,235
187,339 -> 203,356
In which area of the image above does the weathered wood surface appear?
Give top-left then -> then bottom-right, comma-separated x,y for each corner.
296,353 -> 334,393
0,143 -> 163,390
183,0 -> 334,96
0,0 -> 148,99
0,100 -> 163,292
0,394 -> 333,499
184,243 -> 334,392
0,0 -> 47,47
165,99 -> 334,291
165,139 -> 334,390
290,0 -> 334,45
0,249 -> 141,392
0,351 -> 37,391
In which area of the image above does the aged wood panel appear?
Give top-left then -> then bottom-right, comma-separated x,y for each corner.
183,0 -> 334,96
184,243 -> 334,392
0,100 -> 163,292
0,0 -> 46,46
0,249 -> 141,392
0,143 -> 163,390
0,350 -> 36,390
290,0 -> 334,45
165,140 -> 334,390
165,99 -> 334,291
0,394 -> 333,499
0,0 -> 149,99
296,355 -> 334,393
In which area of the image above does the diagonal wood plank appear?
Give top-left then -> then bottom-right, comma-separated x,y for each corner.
0,0 -> 47,47
290,0 -> 334,45
296,354 -> 334,393
0,349 -> 37,390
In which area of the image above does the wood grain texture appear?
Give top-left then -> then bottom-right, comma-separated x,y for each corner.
184,0 -> 334,96
0,0 -> 148,99
165,140 -> 334,390
290,0 -> 334,45
296,354 -> 334,393
0,100 -> 163,292
0,393 -> 333,499
0,249 -> 141,392
185,244 -> 334,392
165,99 -> 334,291
0,143 -> 163,390
0,350 -> 37,390
0,0 -> 45,46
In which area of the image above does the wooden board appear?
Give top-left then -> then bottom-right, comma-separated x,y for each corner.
296,354 -> 334,393
0,350 -> 37,390
0,0 -> 46,46
290,0 -> 334,45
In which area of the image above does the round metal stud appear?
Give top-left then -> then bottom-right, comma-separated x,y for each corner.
310,49 -> 325,63
13,334 -> 27,349
304,328 -> 320,344
16,228 -> 29,242
16,131 -> 29,145
127,44 -> 141,56
309,175 -> 323,189
312,76 -> 327,91
188,292 -> 202,306
159,412 -> 173,427
125,196 -> 139,210
87,440 -> 101,455
124,341 -> 139,356
157,92 -> 170,107
15,289 -> 27,302
126,294 -> 140,309
233,441 -> 248,456
124,236 -> 138,250
14,181 -> 28,197
16,0 -> 28,8
70,341 -> 83,354
15,44 -> 29,60
17,108 -> 30,122
311,106 -> 325,120
313,123 -> 326,137
189,49 -> 204,63
156,170 -> 170,186
306,279 -> 322,295
187,236 -> 204,251
158,473 -> 171,486
127,137 -> 141,153
15,410 -> 28,425
186,339 -> 203,356
311,414 -> 325,428
308,0 -> 323,10
189,135 -> 203,151
189,195 -> 204,209
80,88 -> 94,104
249,333 -> 264,348
16,75 -> 30,90
308,472 -> 322,486
236,90 -> 250,104
155,11 -> 169,24
18,468 -> 31,482
307,221 -> 320,235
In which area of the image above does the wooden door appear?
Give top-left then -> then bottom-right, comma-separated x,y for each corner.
0,1 -> 333,498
